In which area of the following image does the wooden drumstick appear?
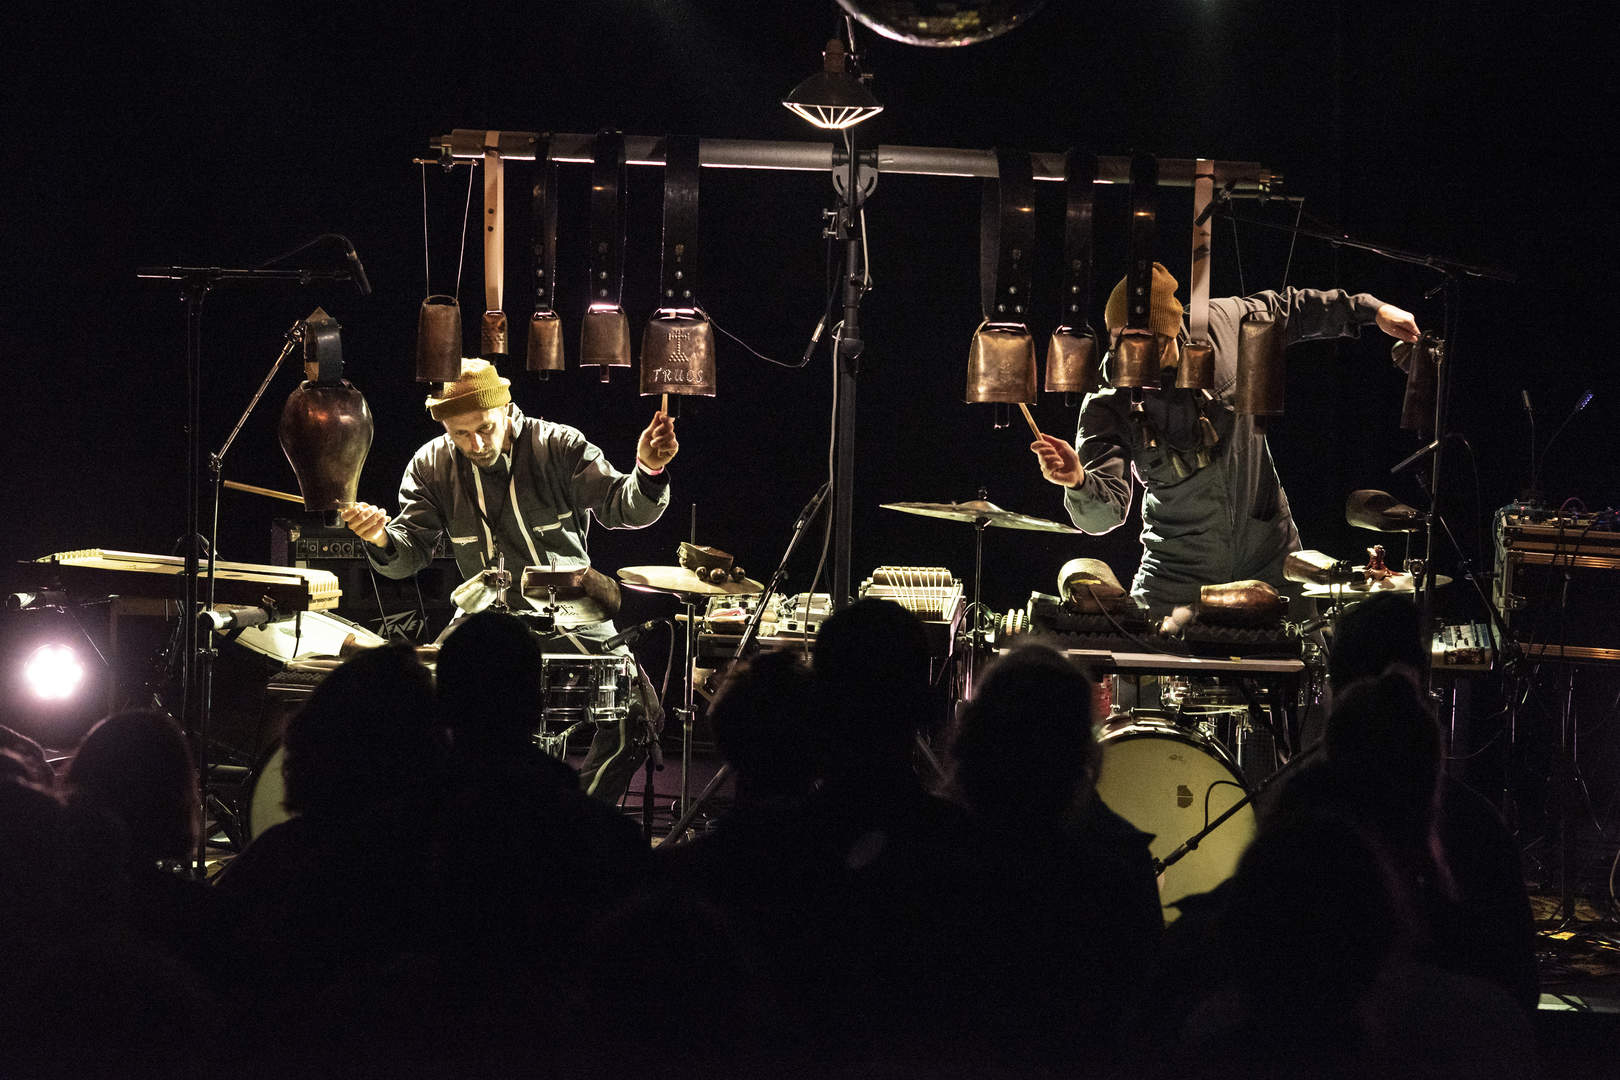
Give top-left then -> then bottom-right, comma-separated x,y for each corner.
223,479 -> 304,505
223,479 -> 356,511
1018,402 -> 1043,439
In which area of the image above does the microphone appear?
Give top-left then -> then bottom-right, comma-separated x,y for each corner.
793,482 -> 832,534
1530,390 -> 1597,499
601,618 -> 665,651
802,313 -> 828,365
198,603 -> 286,633
342,238 -> 372,297
1192,181 -> 1234,227
1521,389 -> 1537,504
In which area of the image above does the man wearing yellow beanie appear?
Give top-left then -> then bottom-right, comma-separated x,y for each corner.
340,358 -> 678,801
1032,265 -> 1419,614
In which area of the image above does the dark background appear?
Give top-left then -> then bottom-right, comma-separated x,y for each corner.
5,2 -> 1609,623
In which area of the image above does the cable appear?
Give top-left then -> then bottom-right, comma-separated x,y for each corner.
1281,197 -> 1306,289
1085,583 -> 1199,659
1228,215 -> 1245,297
420,162 -> 432,295
1204,778 -> 1248,831
455,161 -> 475,300
708,313 -> 816,369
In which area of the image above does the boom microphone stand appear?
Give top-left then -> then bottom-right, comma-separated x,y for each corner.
663,482 -> 831,841
137,254 -> 360,877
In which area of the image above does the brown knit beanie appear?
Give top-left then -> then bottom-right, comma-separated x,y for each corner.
425,358 -> 512,420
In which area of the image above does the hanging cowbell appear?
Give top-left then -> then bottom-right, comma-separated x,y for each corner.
581,130 -> 632,382
415,295 -> 463,383
640,136 -> 716,400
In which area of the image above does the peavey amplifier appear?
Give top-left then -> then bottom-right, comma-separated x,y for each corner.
1493,506 -> 1620,663
270,519 -> 459,644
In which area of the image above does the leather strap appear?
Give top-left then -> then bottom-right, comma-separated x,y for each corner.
530,135 -> 557,314
1124,153 -> 1159,334
980,148 -> 1036,323
588,130 -> 627,308
1059,149 -> 1096,330
483,132 -> 505,318
1188,158 -> 1214,343
658,135 -> 701,307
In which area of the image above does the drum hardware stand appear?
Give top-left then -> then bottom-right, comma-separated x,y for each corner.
966,493 -> 991,698
1154,742 -> 1320,878
663,482 -> 831,842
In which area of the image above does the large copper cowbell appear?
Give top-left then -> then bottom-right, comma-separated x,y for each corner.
1235,312 -> 1286,418
1107,331 -> 1158,388
416,295 -> 463,383
278,379 -> 374,511
580,306 -> 631,383
1045,327 -> 1100,395
527,310 -> 564,374
965,323 -> 1037,403
640,310 -> 716,397
1175,339 -> 1216,390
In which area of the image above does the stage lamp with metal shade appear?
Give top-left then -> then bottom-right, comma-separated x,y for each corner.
782,36 -> 883,131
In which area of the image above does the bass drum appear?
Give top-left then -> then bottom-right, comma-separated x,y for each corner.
1093,716 -> 1256,921
246,742 -> 291,842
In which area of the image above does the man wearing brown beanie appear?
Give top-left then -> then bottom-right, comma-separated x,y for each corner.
339,358 -> 677,800
1031,264 -> 1419,616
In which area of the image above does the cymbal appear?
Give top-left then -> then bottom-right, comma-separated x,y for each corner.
880,499 -> 1081,534
617,565 -> 764,597
1301,572 -> 1452,597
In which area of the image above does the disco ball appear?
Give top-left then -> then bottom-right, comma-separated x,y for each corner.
836,0 -> 1050,47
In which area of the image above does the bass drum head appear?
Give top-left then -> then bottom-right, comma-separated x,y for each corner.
1094,717 -> 1255,921
246,742 -> 294,842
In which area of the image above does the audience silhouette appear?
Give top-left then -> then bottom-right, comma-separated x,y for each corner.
0,589 -> 1567,1077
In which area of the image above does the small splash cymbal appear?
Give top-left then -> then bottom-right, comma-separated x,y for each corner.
1300,572 -> 1452,597
617,565 -> 764,597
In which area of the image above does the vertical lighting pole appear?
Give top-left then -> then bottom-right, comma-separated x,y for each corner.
782,29 -> 882,607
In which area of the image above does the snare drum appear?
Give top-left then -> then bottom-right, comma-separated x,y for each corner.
1093,716 -> 1256,921
534,652 -> 635,757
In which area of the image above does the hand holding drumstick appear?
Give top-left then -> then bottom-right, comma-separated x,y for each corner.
637,404 -> 679,472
